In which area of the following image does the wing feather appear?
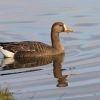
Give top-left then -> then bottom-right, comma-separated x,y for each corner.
0,41 -> 52,54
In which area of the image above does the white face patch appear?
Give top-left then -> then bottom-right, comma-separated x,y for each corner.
64,24 -> 66,29
63,24 -> 67,31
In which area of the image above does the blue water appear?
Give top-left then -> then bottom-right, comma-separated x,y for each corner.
0,0 -> 100,100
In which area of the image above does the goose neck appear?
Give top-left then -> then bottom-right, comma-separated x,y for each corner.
51,31 -> 64,52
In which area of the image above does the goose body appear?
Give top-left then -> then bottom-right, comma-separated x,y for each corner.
0,41 -> 54,58
0,22 -> 73,58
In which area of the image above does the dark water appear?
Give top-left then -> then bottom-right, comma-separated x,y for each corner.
0,0 -> 100,100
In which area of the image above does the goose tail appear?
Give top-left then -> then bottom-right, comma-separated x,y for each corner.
0,45 -> 14,58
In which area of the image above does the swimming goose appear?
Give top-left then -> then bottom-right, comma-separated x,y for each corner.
0,22 -> 73,58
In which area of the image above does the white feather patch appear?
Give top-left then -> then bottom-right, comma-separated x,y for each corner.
0,58 -> 15,67
0,46 -> 14,58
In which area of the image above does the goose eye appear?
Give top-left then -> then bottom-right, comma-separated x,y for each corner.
59,24 -> 63,27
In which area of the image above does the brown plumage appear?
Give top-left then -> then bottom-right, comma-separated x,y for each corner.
0,22 -> 73,58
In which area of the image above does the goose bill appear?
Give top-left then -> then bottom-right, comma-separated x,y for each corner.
64,24 -> 73,32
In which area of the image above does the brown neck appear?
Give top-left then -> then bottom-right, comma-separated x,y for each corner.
51,30 -> 64,52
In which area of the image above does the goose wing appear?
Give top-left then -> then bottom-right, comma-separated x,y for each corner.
0,41 -> 52,53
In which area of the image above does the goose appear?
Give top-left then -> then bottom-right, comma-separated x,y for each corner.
0,22 -> 73,58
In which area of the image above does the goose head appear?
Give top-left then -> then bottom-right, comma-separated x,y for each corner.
51,22 -> 73,33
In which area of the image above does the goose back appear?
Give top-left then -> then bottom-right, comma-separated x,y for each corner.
0,41 -> 55,57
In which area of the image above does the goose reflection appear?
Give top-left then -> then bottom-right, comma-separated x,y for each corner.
0,53 -> 68,87
53,54 -> 68,87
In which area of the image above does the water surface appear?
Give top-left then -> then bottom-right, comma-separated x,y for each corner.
0,0 -> 100,100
